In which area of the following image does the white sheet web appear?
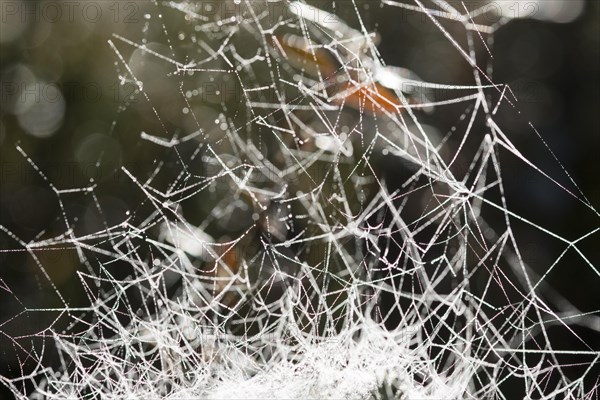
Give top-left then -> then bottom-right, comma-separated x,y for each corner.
1,1 -> 598,399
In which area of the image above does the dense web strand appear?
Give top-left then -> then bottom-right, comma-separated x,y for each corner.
1,1 -> 598,399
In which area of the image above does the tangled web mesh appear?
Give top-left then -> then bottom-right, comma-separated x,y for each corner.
1,1 -> 599,399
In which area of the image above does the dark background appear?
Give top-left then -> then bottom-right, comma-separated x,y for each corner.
1,0 -> 598,398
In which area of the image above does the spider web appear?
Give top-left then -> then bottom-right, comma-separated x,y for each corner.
1,1 -> 599,399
